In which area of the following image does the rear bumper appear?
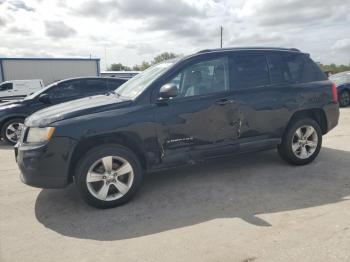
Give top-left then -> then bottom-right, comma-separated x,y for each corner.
323,102 -> 340,133
15,137 -> 76,188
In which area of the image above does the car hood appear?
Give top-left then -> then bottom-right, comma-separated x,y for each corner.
0,99 -> 25,110
26,94 -> 132,127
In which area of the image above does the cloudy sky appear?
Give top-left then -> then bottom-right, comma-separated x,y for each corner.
0,0 -> 349,69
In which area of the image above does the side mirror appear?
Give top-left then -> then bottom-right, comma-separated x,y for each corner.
38,93 -> 51,104
158,84 -> 178,101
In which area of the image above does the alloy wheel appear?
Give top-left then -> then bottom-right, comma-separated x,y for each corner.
291,125 -> 318,159
86,156 -> 134,201
5,122 -> 23,144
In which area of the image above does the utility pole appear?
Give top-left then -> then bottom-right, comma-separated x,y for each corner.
104,46 -> 107,70
220,26 -> 223,48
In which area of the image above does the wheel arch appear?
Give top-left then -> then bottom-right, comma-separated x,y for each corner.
68,132 -> 149,182
0,115 -> 26,129
285,108 -> 328,137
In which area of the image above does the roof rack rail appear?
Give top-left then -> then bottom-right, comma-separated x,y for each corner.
197,47 -> 301,54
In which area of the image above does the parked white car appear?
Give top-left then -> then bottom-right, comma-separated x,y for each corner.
0,79 -> 44,100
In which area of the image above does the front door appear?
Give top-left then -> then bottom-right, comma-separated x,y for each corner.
155,56 -> 240,166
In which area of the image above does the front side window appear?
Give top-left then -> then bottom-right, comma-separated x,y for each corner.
0,83 -> 13,91
231,54 -> 269,89
167,57 -> 229,98
47,80 -> 82,99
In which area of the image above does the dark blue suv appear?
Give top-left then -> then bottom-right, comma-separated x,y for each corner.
15,47 -> 339,208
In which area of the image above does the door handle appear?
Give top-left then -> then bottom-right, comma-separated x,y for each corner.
215,98 -> 230,105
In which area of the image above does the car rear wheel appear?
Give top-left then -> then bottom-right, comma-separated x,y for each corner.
339,90 -> 350,107
75,144 -> 143,208
278,118 -> 322,165
1,118 -> 24,145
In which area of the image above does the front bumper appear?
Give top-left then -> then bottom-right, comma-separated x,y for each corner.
15,137 -> 76,188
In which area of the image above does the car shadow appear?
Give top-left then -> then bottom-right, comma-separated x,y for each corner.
35,147 -> 350,241
0,142 -> 14,151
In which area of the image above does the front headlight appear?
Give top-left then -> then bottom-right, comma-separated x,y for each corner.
26,127 -> 55,143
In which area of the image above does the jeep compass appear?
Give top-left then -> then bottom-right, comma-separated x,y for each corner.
15,47 -> 339,208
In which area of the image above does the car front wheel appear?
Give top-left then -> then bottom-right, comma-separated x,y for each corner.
278,118 -> 322,165
75,144 -> 143,208
1,118 -> 24,145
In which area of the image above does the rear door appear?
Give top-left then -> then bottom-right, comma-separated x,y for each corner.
229,51 -> 290,142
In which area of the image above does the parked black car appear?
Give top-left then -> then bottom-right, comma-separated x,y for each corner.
15,47 -> 339,208
0,77 -> 127,144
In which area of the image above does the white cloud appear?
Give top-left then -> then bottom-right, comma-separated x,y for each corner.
0,0 -> 349,68
332,39 -> 350,51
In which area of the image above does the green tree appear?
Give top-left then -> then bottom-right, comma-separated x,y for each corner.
108,63 -> 132,71
132,61 -> 151,71
108,52 -> 179,72
318,63 -> 350,74
152,52 -> 178,64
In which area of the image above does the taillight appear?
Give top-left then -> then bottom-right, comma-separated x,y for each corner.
331,82 -> 338,103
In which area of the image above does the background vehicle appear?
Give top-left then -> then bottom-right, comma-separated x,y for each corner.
0,77 -> 127,144
0,79 -> 44,100
329,71 -> 350,107
15,47 -> 339,208
100,71 -> 139,79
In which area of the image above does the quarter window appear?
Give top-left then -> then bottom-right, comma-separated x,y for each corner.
167,57 -> 229,98
278,53 -> 326,84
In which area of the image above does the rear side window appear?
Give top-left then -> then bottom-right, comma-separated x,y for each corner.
267,53 -> 291,84
0,83 -> 13,91
106,79 -> 125,90
84,79 -> 108,94
230,54 -> 269,89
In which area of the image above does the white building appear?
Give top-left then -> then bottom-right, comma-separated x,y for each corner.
0,57 -> 100,85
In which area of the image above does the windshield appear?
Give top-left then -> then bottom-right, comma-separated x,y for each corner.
24,81 -> 58,100
329,71 -> 350,86
115,61 -> 175,99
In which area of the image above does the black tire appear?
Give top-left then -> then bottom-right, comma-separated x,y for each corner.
1,118 -> 24,145
75,144 -> 143,209
339,90 -> 350,107
278,118 -> 322,165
